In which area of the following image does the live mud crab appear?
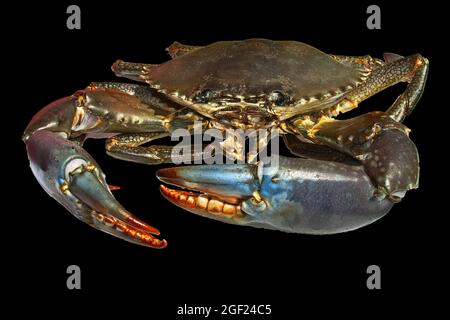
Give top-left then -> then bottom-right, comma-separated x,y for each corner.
23,39 -> 428,248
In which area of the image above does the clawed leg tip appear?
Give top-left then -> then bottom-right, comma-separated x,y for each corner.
126,215 -> 161,236
153,239 -> 168,249
139,237 -> 167,249
90,210 -> 167,249
119,227 -> 167,249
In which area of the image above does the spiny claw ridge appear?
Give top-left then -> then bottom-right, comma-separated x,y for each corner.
159,185 -> 242,218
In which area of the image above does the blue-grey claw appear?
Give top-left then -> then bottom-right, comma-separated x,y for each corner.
26,130 -> 167,248
157,156 -> 394,234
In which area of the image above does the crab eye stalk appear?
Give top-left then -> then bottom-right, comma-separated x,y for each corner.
269,91 -> 286,106
194,89 -> 214,103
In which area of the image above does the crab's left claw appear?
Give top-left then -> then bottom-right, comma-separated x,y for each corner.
25,130 -> 167,248
157,157 -> 394,234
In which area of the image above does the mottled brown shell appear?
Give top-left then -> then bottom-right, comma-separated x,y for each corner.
113,39 -> 370,117
151,40 -> 362,100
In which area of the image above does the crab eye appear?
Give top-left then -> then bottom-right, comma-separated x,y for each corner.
194,89 -> 214,103
269,91 -> 286,106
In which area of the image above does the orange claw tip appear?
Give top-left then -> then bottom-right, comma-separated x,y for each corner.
108,184 -> 121,191
160,184 -> 170,193
111,59 -> 122,72
129,230 -> 167,249
148,238 -> 168,249
126,216 -> 161,236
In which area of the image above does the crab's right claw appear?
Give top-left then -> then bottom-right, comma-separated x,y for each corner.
311,112 -> 420,202
157,157 -> 395,234
25,130 -> 167,248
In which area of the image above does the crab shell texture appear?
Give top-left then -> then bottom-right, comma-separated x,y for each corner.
131,39 -> 367,123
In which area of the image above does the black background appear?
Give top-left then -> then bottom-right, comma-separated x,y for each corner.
7,0 -> 445,316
